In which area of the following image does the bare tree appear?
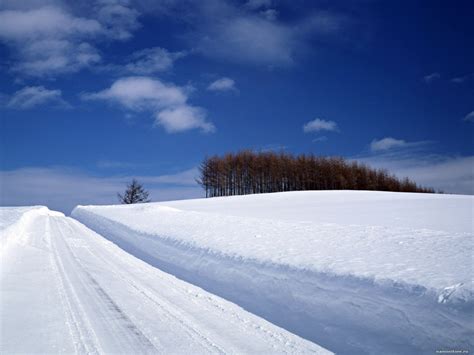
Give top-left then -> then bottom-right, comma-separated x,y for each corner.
118,179 -> 151,204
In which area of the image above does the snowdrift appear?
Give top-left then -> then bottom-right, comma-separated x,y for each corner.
72,191 -> 474,355
0,206 -> 64,253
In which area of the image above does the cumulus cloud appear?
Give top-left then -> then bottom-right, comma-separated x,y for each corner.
6,86 -> 69,109
423,72 -> 441,83
0,166 -> 203,213
303,118 -> 338,133
463,111 -> 474,122
207,77 -> 236,92
156,106 -> 215,133
82,76 -> 214,133
0,2 -> 140,77
82,76 -> 187,110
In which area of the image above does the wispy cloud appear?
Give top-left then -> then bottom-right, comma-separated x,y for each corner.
423,72 -> 441,83
357,154 -> 474,195
124,47 -> 186,74
451,74 -> 472,84
82,76 -> 215,133
0,166 -> 203,213
463,111 -> 474,122
357,136 -> 472,194
6,86 -> 69,109
0,2 -> 140,77
370,137 -> 407,152
260,8 -> 278,21
312,136 -> 328,143
369,137 -> 433,153
303,118 -> 338,133
207,77 -> 237,92
96,160 -> 136,169
149,1 -> 350,68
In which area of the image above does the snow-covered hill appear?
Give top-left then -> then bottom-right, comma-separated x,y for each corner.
0,206 -> 329,354
72,191 -> 474,355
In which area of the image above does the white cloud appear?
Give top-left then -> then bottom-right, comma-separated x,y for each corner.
463,111 -> 474,122
303,118 -> 338,133
6,86 -> 69,109
0,6 -> 101,40
156,106 -> 215,133
0,6 -> 102,76
370,137 -> 407,152
370,137 -> 433,153
83,76 -> 187,110
357,155 -> 474,195
0,166 -> 203,214
423,72 -> 441,83
207,77 -> 236,92
0,2 -> 140,77
82,76 -> 214,133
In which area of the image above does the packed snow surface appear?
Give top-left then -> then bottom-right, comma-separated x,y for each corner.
73,191 -> 474,355
0,206 -> 330,354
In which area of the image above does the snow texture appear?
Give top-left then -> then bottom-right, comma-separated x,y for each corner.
72,191 -> 474,355
0,206 -> 329,354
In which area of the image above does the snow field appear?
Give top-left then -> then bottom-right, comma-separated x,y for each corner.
72,191 -> 474,354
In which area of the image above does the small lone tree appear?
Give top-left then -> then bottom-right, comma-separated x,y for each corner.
118,179 -> 151,204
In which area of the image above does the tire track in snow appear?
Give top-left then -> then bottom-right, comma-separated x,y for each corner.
47,217 -> 102,354
59,217 -> 227,354
49,217 -> 159,354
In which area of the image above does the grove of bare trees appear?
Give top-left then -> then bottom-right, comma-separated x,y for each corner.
197,151 -> 435,197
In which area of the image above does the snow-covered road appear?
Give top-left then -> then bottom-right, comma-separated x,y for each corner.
0,207 -> 329,354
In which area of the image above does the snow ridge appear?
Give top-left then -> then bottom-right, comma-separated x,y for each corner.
72,196 -> 474,355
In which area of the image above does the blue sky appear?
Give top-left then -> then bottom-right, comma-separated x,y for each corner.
0,0 -> 473,212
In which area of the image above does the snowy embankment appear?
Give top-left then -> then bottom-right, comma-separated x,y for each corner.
0,206 -> 330,354
73,191 -> 474,355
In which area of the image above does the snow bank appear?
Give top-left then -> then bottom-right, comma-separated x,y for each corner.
0,206 -> 63,253
72,191 -> 474,354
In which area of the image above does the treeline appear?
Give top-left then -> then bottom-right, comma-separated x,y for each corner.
197,151 -> 435,197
